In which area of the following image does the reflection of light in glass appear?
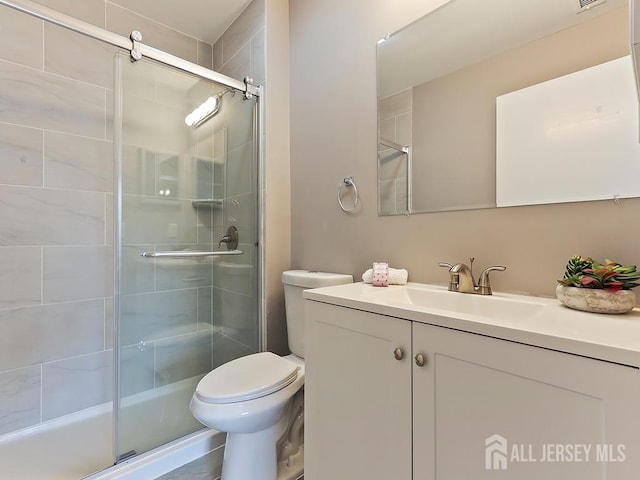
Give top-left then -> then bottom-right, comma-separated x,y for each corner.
158,189 -> 172,197
185,96 -> 220,127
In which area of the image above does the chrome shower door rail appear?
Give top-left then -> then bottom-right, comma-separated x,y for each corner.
0,0 -> 261,98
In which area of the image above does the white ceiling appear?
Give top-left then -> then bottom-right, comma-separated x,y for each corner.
378,0 -> 626,98
109,0 -> 252,44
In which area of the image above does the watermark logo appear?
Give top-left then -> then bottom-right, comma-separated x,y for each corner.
485,434 -> 508,470
484,434 -> 626,470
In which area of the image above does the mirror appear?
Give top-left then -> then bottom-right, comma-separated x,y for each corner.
377,0 -> 640,215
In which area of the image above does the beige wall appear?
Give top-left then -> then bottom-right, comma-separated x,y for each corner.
264,0 -> 292,354
289,0 -> 640,298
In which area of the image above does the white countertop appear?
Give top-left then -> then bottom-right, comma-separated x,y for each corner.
304,282 -> 640,367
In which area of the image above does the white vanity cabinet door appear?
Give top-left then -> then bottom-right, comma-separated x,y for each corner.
412,322 -> 640,480
305,301 -> 412,480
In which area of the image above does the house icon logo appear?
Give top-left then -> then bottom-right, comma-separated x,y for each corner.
485,434 -> 508,470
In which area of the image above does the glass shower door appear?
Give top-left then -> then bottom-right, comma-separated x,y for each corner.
115,53 -> 259,459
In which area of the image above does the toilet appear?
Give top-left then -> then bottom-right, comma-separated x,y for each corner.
189,270 -> 353,480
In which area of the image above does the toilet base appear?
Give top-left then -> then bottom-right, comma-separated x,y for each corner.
277,444 -> 304,480
221,411 -> 289,480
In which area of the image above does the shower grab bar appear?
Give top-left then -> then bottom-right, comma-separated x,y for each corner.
140,250 -> 243,258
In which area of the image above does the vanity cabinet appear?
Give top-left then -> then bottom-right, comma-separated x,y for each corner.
305,300 -> 640,480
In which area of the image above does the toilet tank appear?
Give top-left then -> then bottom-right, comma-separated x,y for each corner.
282,270 -> 353,358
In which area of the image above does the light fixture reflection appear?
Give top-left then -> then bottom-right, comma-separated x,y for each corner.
185,95 -> 221,127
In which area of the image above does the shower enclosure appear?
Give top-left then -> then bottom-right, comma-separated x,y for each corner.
0,1 -> 262,478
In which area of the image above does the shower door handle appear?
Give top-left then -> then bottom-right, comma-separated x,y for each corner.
140,250 -> 243,258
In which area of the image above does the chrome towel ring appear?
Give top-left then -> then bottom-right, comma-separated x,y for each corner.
338,176 -> 358,213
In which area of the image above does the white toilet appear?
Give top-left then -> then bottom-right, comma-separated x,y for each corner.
190,270 -> 353,480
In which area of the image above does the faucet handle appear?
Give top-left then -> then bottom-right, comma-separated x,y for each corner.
438,262 -> 459,291
477,265 -> 507,295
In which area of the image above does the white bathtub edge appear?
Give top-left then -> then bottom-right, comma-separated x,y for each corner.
84,428 -> 224,480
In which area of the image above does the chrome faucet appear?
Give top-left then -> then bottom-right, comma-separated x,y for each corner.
438,257 -> 506,295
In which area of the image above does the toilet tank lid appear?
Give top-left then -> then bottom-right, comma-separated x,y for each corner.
282,270 -> 353,288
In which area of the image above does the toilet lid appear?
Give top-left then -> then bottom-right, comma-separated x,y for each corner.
196,352 -> 300,404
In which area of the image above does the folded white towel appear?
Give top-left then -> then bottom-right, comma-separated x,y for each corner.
362,267 -> 408,285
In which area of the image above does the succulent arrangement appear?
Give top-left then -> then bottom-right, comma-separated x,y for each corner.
558,255 -> 640,292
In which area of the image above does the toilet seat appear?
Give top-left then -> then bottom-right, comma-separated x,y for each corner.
196,352 -> 299,404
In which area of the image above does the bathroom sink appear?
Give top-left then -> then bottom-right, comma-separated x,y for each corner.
369,284 -> 547,321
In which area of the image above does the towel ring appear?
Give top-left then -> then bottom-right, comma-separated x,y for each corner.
338,176 -> 358,213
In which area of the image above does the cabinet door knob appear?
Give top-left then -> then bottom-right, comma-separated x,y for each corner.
415,353 -> 426,367
393,347 -> 404,360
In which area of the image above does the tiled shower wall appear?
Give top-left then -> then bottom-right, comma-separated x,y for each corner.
0,0 -> 263,437
378,89 -> 412,215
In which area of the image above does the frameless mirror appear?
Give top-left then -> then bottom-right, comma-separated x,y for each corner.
377,0 -> 640,215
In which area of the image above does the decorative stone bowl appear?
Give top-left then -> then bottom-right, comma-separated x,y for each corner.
556,285 -> 637,314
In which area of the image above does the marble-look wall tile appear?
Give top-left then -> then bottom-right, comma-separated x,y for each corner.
0,6 -> 43,69
122,95 -> 187,154
220,95 -> 255,152
154,65 -> 203,111
224,193 -> 257,246
44,23 -> 116,89
212,256 -> 254,298
122,195 -> 197,245
155,330 -> 212,387
0,247 -> 41,309
120,343 -> 155,397
44,131 -> 113,192
120,59 -> 156,103
43,246 -> 113,303
196,207 -> 214,245
105,298 -> 113,350
122,145 -> 154,196
121,244 -> 155,295
0,123 -> 44,187
395,112 -> 412,147
226,142 -> 254,197
212,39 -> 223,72
378,89 -> 412,120
197,287 -> 213,329
212,333 -> 254,370
106,4 -> 198,64
379,118 -> 395,144
106,87 -> 114,141
212,287 -> 257,350
378,179 -> 396,215
42,350 -> 112,420
194,159 -> 214,200
221,0 -> 265,63
32,0 -> 105,27
0,300 -> 105,372
155,246 -> 213,291
120,289 -> 198,347
219,44 -> 250,84
197,42 -> 213,70
0,186 -> 105,246
378,148 -> 407,181
105,193 -> 113,245
0,366 -> 41,435
0,60 -> 106,139
250,29 -> 265,86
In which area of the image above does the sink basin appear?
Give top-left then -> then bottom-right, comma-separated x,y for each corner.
369,284 -> 547,321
